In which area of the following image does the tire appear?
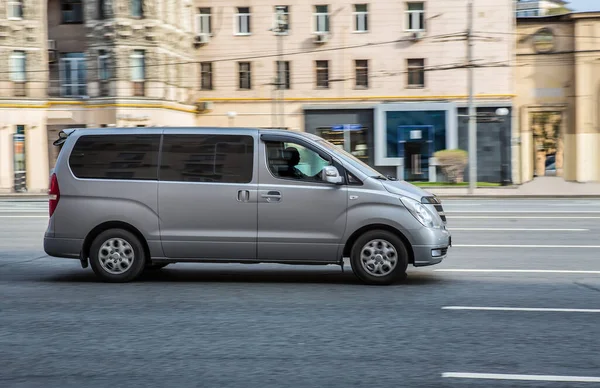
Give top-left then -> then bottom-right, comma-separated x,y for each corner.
146,263 -> 169,270
349,230 -> 409,285
89,229 -> 147,283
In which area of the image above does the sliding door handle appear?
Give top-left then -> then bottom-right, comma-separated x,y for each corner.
261,190 -> 282,202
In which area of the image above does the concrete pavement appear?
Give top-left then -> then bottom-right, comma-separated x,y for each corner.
2,199 -> 600,387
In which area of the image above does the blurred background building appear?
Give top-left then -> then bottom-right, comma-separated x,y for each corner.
2,0 -> 598,193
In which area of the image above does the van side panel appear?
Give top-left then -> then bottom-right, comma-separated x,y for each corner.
50,130 -> 163,259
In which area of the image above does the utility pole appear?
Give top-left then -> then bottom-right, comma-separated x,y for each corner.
467,0 -> 477,194
274,6 -> 286,129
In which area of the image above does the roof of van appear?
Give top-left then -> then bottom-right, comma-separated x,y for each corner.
54,126 -> 321,145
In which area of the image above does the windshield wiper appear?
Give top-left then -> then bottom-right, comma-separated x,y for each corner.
371,175 -> 388,180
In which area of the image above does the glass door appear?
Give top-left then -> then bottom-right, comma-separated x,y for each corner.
397,125 -> 434,181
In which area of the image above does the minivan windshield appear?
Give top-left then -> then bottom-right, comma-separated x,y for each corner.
317,139 -> 387,179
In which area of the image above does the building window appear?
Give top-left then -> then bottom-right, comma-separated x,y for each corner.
407,58 -> 425,88
98,0 -> 106,19
276,61 -> 290,89
353,4 -> 368,32
200,62 -> 213,90
195,7 -> 211,35
10,51 -> 26,82
131,50 -> 145,96
235,7 -> 251,35
131,0 -> 143,18
60,53 -> 87,97
316,60 -> 329,89
238,62 -> 251,89
98,50 -> 110,81
273,5 -> 289,34
61,0 -> 83,23
314,5 -> 329,33
10,51 -> 26,97
355,59 -> 368,89
405,2 -> 425,31
8,0 -> 24,19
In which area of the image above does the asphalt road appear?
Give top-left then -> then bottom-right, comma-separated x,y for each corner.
1,199 -> 600,388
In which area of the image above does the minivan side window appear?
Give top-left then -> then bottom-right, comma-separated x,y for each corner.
265,140 -> 332,182
69,134 -> 160,180
160,134 -> 254,183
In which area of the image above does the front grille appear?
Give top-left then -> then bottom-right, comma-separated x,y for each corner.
422,195 -> 446,223
440,248 -> 448,256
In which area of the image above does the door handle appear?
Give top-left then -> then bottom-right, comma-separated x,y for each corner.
261,190 -> 282,202
237,190 -> 250,202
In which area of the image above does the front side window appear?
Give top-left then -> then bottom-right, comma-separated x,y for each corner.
7,0 -> 24,19
314,5 -> 329,33
69,135 -> 161,180
265,140 -> 332,182
160,135 -> 254,183
236,7 -> 251,34
405,2 -> 425,31
61,0 -> 83,23
10,51 -> 26,82
238,62 -> 251,89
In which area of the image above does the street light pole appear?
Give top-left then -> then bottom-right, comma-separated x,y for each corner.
467,0 -> 477,194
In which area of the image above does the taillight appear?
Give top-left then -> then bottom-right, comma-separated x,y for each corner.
49,173 -> 60,217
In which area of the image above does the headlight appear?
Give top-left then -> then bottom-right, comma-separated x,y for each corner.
400,197 -> 437,228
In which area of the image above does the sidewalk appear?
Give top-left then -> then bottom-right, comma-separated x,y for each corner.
1,177 -> 600,199
425,177 -> 600,198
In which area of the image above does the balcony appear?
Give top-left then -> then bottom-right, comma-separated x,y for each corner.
48,79 -> 87,98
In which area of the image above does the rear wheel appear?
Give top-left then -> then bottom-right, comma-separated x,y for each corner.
89,229 -> 146,283
350,230 -> 409,285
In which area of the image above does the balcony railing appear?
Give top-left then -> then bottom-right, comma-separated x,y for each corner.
48,79 -> 88,98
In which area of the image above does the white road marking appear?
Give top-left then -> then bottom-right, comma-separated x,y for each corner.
451,228 -> 588,232
442,372 -> 600,382
0,216 -> 47,218
451,216 -> 600,219
442,306 -> 600,313
453,244 -> 600,248
435,269 -> 600,274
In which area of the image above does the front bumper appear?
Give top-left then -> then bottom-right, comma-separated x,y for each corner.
411,228 -> 451,267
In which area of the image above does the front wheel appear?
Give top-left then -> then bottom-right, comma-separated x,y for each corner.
350,230 -> 409,285
89,229 -> 146,283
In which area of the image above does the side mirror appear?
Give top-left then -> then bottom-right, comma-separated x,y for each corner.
322,166 -> 343,184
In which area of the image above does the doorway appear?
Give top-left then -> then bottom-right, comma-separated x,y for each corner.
398,125 -> 434,181
530,111 -> 563,178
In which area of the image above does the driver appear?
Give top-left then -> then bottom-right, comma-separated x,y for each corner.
282,147 -> 309,179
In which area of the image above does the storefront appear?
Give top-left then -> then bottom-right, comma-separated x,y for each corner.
303,107 -> 375,167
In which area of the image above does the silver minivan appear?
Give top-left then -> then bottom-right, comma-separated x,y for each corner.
44,127 -> 451,285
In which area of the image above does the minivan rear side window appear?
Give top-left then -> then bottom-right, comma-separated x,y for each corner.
160,134 -> 254,183
69,134 -> 161,180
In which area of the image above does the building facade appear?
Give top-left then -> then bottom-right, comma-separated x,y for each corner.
0,0 -> 199,193
192,0 -> 516,182
1,0 -> 516,193
516,0 -> 569,18
515,12 -> 600,183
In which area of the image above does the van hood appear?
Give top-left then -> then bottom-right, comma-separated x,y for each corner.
378,179 -> 433,201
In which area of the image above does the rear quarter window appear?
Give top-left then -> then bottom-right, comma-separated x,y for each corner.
68,134 -> 161,180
